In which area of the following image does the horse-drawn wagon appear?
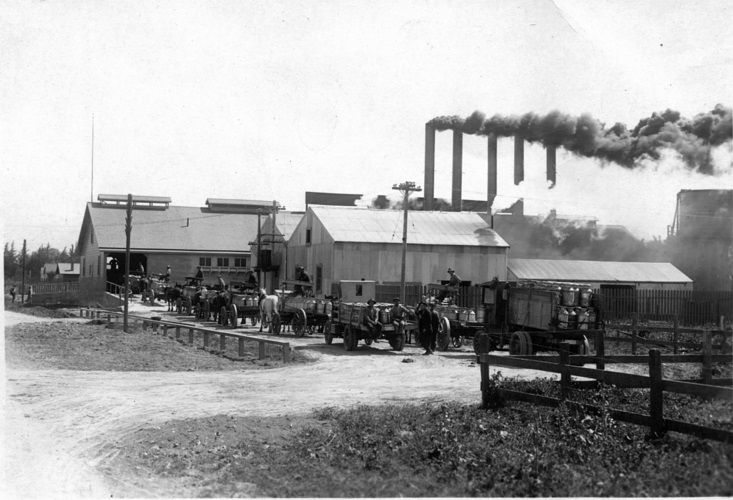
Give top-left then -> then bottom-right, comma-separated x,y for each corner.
222,281 -> 261,327
323,280 -> 416,352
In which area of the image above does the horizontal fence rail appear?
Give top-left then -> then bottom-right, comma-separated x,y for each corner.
80,307 -> 291,363
477,331 -> 733,443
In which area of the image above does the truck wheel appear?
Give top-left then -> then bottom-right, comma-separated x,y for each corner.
364,337 -> 373,345
437,317 -> 451,351
324,320 -> 333,344
509,331 -> 533,355
452,335 -> 463,348
229,304 -> 238,328
472,330 -> 488,355
390,331 -> 406,351
293,309 -> 307,337
344,326 -> 358,351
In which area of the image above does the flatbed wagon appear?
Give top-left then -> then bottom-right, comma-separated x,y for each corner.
323,280 -> 416,352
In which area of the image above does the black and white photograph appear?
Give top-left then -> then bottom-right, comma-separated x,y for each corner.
2,0 -> 732,497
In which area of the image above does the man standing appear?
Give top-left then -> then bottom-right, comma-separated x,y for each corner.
195,266 -> 204,280
9,284 -> 16,302
429,301 -> 441,352
217,274 -> 226,289
165,265 -> 172,282
363,298 -> 381,343
416,301 -> 432,355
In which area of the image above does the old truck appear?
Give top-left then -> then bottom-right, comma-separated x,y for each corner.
435,279 -> 602,356
323,280 -> 417,352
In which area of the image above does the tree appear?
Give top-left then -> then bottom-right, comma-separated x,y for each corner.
4,241 -> 18,279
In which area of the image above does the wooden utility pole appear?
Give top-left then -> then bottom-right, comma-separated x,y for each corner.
392,181 -> 422,303
21,239 -> 26,304
123,194 -> 132,332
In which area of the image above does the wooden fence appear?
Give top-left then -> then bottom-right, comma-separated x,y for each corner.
477,333 -> 733,443
27,281 -> 79,306
80,307 -> 292,363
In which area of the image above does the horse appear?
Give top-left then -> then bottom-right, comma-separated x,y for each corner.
166,285 -> 183,312
258,288 -> 280,333
210,290 -> 229,324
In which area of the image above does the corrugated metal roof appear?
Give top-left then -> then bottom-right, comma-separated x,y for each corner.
88,203 -> 258,252
508,258 -> 692,283
271,213 -> 304,240
310,205 -> 509,247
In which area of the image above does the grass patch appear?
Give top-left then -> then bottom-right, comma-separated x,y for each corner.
114,381 -> 733,497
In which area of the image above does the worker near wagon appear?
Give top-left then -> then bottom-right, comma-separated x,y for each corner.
416,301 -> 433,355
246,268 -> 259,289
429,300 -> 441,352
390,297 -> 409,329
364,298 -> 382,343
217,274 -> 226,290
138,262 -> 145,276
293,265 -> 312,297
165,265 -> 172,283
9,284 -> 16,302
436,268 -> 462,303
195,266 -> 204,280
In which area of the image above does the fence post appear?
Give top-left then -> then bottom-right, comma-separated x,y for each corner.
282,344 -> 291,363
595,329 -> 605,370
162,324 -> 168,337
188,328 -> 194,345
204,331 -> 210,349
560,350 -> 570,400
220,334 -> 226,355
239,338 -> 245,358
648,349 -> 665,438
479,332 -> 490,409
175,326 -> 181,340
673,314 -> 679,355
259,341 -> 266,360
702,329 -> 712,385
631,312 -> 638,355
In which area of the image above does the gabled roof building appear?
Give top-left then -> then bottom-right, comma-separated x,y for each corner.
283,205 -> 509,297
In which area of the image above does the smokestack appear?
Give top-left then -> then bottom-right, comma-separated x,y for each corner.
424,124 -> 436,211
514,133 -> 524,185
546,144 -> 556,186
452,130 -> 463,211
487,134 -> 497,212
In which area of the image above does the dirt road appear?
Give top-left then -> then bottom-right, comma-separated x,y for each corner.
3,310 -> 553,497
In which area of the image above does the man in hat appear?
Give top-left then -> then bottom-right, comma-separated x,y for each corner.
416,301 -> 432,354
195,266 -> 204,280
437,268 -> 461,303
363,298 -> 381,343
246,267 -> 259,288
390,297 -> 409,327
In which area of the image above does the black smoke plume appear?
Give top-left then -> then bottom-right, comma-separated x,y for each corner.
428,105 -> 732,173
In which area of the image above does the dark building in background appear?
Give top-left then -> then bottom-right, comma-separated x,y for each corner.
670,189 -> 733,291
305,192 -> 362,209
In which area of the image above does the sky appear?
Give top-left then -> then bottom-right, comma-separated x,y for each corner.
2,0 -> 732,255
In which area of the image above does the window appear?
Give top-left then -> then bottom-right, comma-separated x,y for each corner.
199,257 -> 211,266
316,265 -> 323,293
217,257 -> 229,267
306,229 -> 311,245
234,257 -> 247,268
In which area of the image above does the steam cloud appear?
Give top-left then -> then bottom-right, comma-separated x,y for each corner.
428,105 -> 732,173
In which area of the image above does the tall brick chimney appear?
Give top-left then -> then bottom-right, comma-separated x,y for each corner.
424,124 -> 436,210
452,130 -> 463,211
487,134 -> 497,212
514,133 -> 524,185
546,144 -> 556,186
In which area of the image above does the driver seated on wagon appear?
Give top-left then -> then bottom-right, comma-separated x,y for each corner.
292,264 -> 312,297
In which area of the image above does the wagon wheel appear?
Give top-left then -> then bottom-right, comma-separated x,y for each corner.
509,332 -> 522,356
437,317 -> 451,351
324,320 -> 333,344
293,308 -> 307,337
185,297 -> 192,315
220,306 -> 228,326
229,304 -> 238,328
272,313 -> 282,334
509,331 -> 533,356
472,330 -> 485,355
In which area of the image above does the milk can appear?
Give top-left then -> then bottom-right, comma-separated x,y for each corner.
577,308 -> 589,330
579,288 -> 592,308
476,307 -> 486,323
558,307 -> 569,329
568,308 -> 578,330
379,308 -> 390,324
